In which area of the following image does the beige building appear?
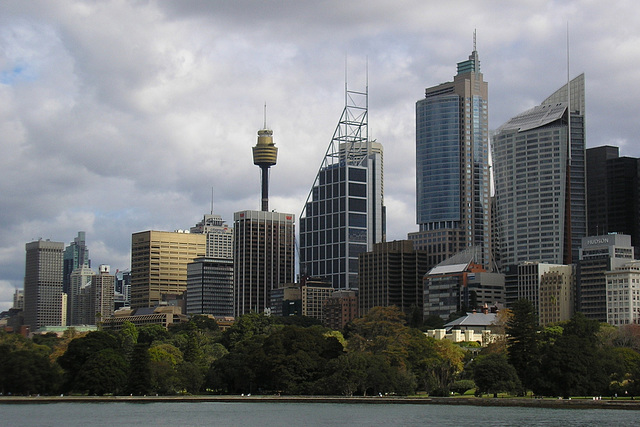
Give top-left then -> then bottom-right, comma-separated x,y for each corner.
301,277 -> 334,321
606,261 -> 640,326
102,305 -> 188,330
131,230 -> 206,309
538,265 -> 575,326
323,290 -> 358,330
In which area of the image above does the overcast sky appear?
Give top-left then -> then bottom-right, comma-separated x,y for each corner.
1,1 -> 639,311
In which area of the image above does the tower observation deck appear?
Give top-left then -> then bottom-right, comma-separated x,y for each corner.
252,127 -> 278,212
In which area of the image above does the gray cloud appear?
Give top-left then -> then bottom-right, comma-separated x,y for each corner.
1,0 -> 639,310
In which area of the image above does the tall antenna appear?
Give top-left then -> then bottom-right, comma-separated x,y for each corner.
473,28 -> 477,51
263,102 -> 267,129
567,21 -> 571,162
211,186 -> 214,215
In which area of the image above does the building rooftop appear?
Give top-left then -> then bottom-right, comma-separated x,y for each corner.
444,312 -> 497,330
497,102 -> 567,133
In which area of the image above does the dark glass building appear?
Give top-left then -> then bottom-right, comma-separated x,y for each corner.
586,146 -> 640,257
300,85 -> 385,290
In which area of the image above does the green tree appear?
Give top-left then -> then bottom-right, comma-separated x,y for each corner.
506,299 -> 540,392
536,313 -> 609,398
118,321 -> 139,358
148,344 -> 183,394
74,348 -> 128,395
208,334 -> 266,394
473,353 -> 521,397
178,361 -> 205,394
422,315 -> 445,330
220,312 -> 276,350
138,324 -> 170,345
57,331 -> 121,392
414,339 -> 464,396
320,352 -> 368,396
127,343 -> 152,395
347,306 -> 411,368
0,349 -> 62,395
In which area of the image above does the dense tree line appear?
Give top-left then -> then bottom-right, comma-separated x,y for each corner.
2,304 -> 640,398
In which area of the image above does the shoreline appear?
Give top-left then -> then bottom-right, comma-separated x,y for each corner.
1,395 -> 639,410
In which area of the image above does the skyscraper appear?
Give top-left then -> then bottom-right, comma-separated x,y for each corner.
586,146 -> 640,256
24,239 -> 65,331
578,233 -> 634,323
300,83 -> 385,290
92,264 -> 115,324
186,257 -> 234,317
68,265 -> 95,325
63,231 -> 90,295
410,38 -> 491,270
492,74 -> 586,268
130,230 -> 206,309
190,213 -> 233,259
233,210 -> 295,316
233,124 -> 295,316
358,240 -> 430,317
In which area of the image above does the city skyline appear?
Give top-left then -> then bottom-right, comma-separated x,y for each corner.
2,1 -> 640,310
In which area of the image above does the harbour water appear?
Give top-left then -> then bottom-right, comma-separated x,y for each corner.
2,401 -> 639,426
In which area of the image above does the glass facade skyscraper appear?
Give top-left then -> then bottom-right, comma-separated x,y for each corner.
300,85 -> 385,290
410,46 -> 491,270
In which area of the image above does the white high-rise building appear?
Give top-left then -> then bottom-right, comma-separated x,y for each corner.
190,214 -> 233,259
492,74 -> 586,269
606,261 -> 640,326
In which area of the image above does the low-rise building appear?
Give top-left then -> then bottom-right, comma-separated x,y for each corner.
102,305 -> 188,331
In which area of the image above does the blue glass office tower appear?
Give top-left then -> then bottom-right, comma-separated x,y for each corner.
410,45 -> 491,270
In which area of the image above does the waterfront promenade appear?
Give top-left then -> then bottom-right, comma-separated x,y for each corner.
2,395 -> 639,410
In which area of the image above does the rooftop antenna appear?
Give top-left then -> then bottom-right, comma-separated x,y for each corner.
345,54 -> 348,106
210,186 -> 214,215
473,28 -> 477,52
567,22 -> 571,162
263,102 -> 267,129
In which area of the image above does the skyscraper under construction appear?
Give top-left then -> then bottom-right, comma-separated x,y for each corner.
300,83 -> 385,290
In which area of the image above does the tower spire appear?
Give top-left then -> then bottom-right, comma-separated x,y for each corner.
253,110 -> 278,212
473,29 -> 477,52
263,102 -> 267,129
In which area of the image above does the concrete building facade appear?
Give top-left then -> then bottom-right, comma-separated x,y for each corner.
323,289 -> 358,330
186,257 -> 234,317
538,264 -> 574,326
190,214 -> 233,259
578,234 -> 635,322
130,230 -> 206,309
24,240 -> 65,331
606,261 -> 640,326
233,210 -> 295,316
358,240 -> 429,317
492,74 -> 586,269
